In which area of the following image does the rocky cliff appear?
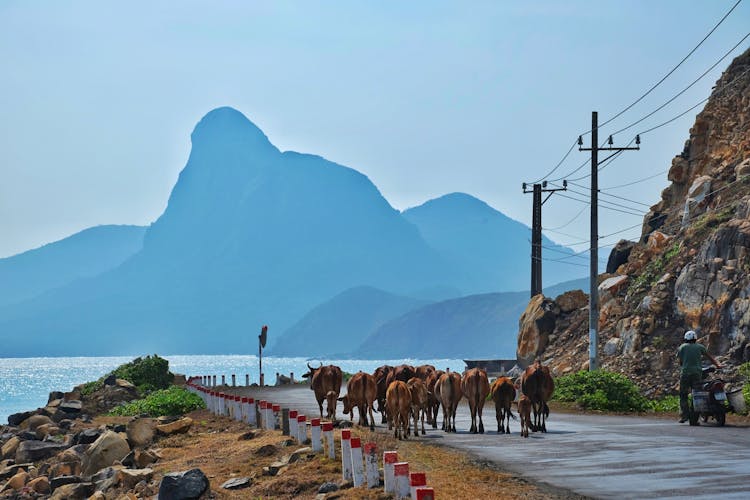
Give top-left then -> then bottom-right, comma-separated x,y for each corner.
517,48 -> 750,396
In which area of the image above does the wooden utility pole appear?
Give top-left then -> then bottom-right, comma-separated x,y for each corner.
523,181 -> 567,298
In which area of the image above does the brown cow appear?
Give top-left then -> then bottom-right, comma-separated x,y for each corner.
415,364 -> 436,381
373,365 -> 394,423
386,380 -> 411,440
490,377 -> 516,434
338,371 -> 377,431
461,368 -> 490,434
406,377 -> 429,436
386,364 -> 416,388
435,371 -> 462,433
520,360 -> 554,432
425,369 -> 444,429
301,363 -> 343,420
518,395 -> 532,438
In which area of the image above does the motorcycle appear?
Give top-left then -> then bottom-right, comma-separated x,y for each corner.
689,366 -> 729,426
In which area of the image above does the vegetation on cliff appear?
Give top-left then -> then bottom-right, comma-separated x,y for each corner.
109,386 -> 205,417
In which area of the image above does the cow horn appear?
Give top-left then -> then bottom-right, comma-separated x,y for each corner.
307,362 -> 313,371
318,362 -> 323,368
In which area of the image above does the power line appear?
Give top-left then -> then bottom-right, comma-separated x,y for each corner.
569,180 -> 652,208
543,204 -> 589,231
555,191 -> 645,217
602,169 -> 668,189
525,139 -> 578,184
597,0 -> 744,130
610,31 -> 750,138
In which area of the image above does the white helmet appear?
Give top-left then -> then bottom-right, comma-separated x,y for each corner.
684,330 -> 697,341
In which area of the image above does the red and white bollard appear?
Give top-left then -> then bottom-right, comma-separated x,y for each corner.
341,429 -> 353,482
350,437 -> 365,487
364,442 -> 379,488
323,422 -> 335,459
297,415 -> 307,443
289,410 -> 298,439
394,462 -> 410,499
415,487 -> 435,500
383,451 -> 399,494
234,396 -> 242,420
247,398 -> 256,426
410,472 -> 427,499
310,418 -> 322,452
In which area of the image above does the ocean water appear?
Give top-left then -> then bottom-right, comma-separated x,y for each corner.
0,355 -> 466,423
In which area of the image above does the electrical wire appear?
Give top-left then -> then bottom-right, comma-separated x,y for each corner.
602,169 -> 669,190
525,139 -> 578,184
569,180 -> 652,208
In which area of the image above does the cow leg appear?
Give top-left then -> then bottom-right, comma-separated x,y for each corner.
368,404 -> 375,432
317,398 -> 324,420
420,408 -> 426,435
411,407 -> 418,438
478,407 -> 484,434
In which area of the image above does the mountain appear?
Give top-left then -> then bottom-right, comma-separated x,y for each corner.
353,277 -> 588,359
403,193 -> 587,294
0,225 -> 146,307
517,48 -> 750,395
0,108 -> 452,356
269,286 -> 431,357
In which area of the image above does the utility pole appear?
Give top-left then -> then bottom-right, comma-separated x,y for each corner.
522,181 -> 567,298
578,111 -> 640,370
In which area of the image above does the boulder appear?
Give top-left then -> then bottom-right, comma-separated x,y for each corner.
20,415 -> 53,431
555,289 -> 588,313
116,467 -> 153,490
1,437 -> 20,460
736,158 -> 750,178
2,470 -> 28,491
49,482 -> 94,500
73,428 -> 101,445
58,400 -> 83,414
158,468 -> 209,500
133,448 -> 159,468
318,481 -> 339,494
156,417 -> 193,436
221,477 -> 252,490
598,275 -> 629,304
81,431 -> 130,477
606,240 -> 635,274
15,440 -> 67,463
126,418 -> 156,447
517,294 -> 559,365
50,475 -> 82,489
603,338 -> 623,356
90,466 -> 122,492
35,423 -> 61,440
0,463 -> 33,481
27,475 -> 50,494
48,391 -> 65,403
7,411 -> 35,426
681,175 -> 712,227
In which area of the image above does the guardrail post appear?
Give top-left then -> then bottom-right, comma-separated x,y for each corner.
323,422 -> 334,459
311,418 -> 322,452
221,375 -> 226,386
384,451 -> 398,494
297,415 -> 307,443
394,462 -> 410,499
415,487 -> 435,500
231,374 -> 236,387
341,429 -> 352,482
350,437 -> 365,487
272,404 -> 280,429
247,398 -> 256,426
410,472 -> 427,499
365,442 -> 379,488
282,409 -> 290,435
245,374 -> 250,386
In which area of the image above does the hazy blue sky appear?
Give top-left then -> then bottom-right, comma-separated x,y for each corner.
1,1 -> 748,258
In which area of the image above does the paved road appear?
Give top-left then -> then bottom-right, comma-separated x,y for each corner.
223,384 -> 750,500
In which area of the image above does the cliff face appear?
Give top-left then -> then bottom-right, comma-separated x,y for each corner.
518,48 -> 750,396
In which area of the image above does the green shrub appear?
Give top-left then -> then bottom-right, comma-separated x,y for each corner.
554,370 -> 650,412
649,395 -> 680,413
110,355 -> 173,393
80,380 -> 104,396
109,386 -> 205,417
739,362 -> 750,412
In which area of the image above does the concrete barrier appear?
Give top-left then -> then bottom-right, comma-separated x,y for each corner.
323,422 -> 334,459
394,462 -> 410,499
415,487 -> 435,499
364,442 -> 379,488
297,415 -> 306,443
272,404 -> 281,429
311,418 -> 322,452
410,472 -> 427,499
384,451 -> 398,494
289,410 -> 298,440
350,437 -> 365,487
341,429 -> 353,481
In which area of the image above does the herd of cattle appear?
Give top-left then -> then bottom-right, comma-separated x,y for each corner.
301,361 -> 555,439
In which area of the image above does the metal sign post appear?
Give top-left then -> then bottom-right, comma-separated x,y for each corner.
259,325 -> 268,386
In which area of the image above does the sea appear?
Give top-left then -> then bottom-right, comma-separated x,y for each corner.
0,355 -> 466,423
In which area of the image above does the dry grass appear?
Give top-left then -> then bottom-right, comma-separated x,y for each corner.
135,410 -> 574,499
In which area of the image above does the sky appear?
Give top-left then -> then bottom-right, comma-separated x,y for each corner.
1,1 -> 749,259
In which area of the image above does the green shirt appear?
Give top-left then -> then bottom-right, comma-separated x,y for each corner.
677,342 -> 708,376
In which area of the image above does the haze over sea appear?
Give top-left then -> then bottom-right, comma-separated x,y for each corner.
0,355 -> 466,423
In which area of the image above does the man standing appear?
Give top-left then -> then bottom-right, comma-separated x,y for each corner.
677,330 -> 721,424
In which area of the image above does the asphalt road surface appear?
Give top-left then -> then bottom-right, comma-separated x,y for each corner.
224,384 -> 750,500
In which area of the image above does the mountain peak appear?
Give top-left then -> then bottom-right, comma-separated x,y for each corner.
190,106 -> 276,153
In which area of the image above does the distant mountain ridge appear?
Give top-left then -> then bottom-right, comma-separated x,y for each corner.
0,107 -> 586,357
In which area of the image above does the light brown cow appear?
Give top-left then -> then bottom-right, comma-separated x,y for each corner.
373,365 -> 394,424
386,380 -> 411,440
518,395 -> 532,438
520,360 -> 554,432
435,371 -> 462,433
415,364 -> 436,381
490,377 -> 516,434
386,364 -> 416,388
461,368 -> 490,434
425,369 -> 444,429
338,371 -> 377,431
302,363 -> 343,420
406,377 -> 429,436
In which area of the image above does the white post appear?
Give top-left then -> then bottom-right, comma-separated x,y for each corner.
365,442 -> 379,489
231,374 -> 236,387
410,472 -> 427,499
212,375 -> 216,387
297,415 -> 307,443
245,374 -> 250,386
341,429 -> 353,482
310,418 -> 322,452
350,437 -> 365,487
265,403 -> 274,430
258,401 -> 266,428
394,462 -> 410,499
384,451 -> 398,494
289,410 -> 298,440
323,422 -> 335,459
235,397 -> 243,421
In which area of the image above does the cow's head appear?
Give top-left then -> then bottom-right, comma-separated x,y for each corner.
301,362 -> 323,380
337,394 -> 353,414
